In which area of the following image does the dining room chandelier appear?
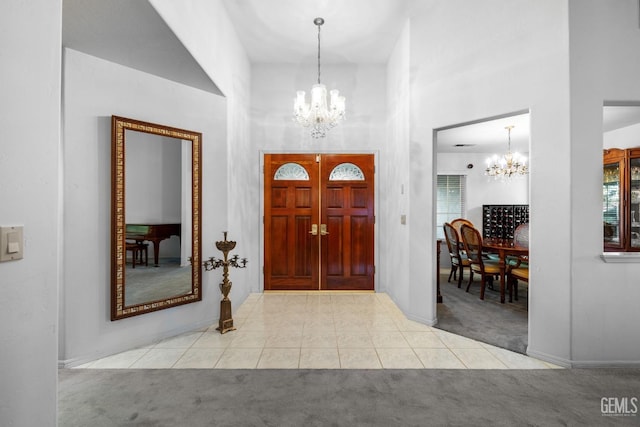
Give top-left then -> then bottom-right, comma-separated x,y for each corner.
485,125 -> 528,179
293,17 -> 346,139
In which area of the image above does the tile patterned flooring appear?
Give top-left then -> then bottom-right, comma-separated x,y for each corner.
76,292 -> 560,370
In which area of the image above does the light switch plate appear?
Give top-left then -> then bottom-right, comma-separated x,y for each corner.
0,226 -> 24,262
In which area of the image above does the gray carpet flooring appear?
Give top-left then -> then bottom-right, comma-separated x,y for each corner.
436,268 -> 528,354
58,368 -> 640,426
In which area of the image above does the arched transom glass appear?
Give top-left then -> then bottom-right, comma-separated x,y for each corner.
329,163 -> 365,181
274,162 -> 310,180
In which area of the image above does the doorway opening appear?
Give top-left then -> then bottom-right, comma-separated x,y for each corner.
434,111 -> 531,354
264,153 -> 375,291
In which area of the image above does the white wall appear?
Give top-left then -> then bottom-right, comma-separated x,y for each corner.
149,0 -> 254,303
569,0 -> 640,366
404,0 -> 572,364
125,133 -> 182,224
437,152 -> 529,230
0,0 -> 61,424
384,22 -> 412,308
61,48 -> 228,365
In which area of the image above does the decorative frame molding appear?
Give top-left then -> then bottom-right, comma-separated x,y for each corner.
111,116 -> 202,320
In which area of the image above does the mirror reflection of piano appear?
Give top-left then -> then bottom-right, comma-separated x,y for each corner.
125,224 -> 181,266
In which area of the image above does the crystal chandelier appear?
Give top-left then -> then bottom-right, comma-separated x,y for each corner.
293,17 -> 346,138
485,125 -> 528,179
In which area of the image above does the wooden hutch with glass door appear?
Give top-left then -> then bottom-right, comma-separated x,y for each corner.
603,148 -> 640,251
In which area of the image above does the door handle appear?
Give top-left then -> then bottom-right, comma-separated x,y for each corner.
309,224 -> 318,235
320,224 -> 329,235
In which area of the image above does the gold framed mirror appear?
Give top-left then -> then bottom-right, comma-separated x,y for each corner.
111,116 -> 202,320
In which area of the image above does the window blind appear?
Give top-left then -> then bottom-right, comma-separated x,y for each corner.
436,175 -> 466,238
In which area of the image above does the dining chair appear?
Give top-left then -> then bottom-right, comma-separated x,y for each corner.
460,224 -> 500,300
450,217 -> 477,257
507,223 -> 529,301
507,256 -> 528,302
450,218 -> 473,237
451,217 -> 500,263
443,222 -> 471,288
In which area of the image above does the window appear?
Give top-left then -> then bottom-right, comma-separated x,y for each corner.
436,175 -> 466,239
273,162 -> 309,180
329,163 -> 365,181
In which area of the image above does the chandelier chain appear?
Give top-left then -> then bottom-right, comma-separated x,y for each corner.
317,22 -> 321,84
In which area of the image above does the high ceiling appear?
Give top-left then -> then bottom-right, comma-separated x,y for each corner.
220,0 -> 412,64
62,0 -> 640,154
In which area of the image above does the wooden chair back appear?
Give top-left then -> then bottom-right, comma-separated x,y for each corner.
460,223 -> 500,300
450,218 -> 473,236
443,222 -> 462,259
460,224 -> 483,265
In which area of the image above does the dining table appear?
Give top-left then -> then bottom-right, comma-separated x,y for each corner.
481,237 -> 529,303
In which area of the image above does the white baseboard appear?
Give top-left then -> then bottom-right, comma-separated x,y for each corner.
405,312 -> 437,327
570,360 -> 640,368
526,348 -> 572,368
527,348 -> 640,368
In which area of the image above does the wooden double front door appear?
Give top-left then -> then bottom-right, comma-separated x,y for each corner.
264,154 -> 375,291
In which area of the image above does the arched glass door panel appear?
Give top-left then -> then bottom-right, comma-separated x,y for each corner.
329,162 -> 365,181
274,162 -> 310,180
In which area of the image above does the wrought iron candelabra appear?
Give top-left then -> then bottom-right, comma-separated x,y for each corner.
203,232 -> 248,334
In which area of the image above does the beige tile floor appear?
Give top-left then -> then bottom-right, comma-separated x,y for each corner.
76,292 -> 560,370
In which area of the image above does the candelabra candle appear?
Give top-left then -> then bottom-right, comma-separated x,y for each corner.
201,232 -> 248,334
